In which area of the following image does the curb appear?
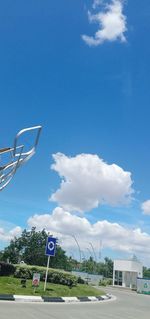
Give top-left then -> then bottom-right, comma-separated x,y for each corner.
0,294 -> 15,301
0,293 -> 115,303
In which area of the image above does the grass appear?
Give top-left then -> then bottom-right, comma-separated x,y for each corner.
0,276 -> 104,297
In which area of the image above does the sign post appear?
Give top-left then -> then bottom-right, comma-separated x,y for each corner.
44,236 -> 56,292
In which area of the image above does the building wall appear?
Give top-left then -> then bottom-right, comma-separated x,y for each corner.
114,259 -> 143,276
113,259 -> 143,289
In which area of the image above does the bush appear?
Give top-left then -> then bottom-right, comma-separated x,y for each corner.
99,278 -> 112,286
106,278 -> 113,285
0,262 -> 15,276
47,270 -> 77,287
14,267 -> 32,279
14,265 -> 77,287
99,279 -> 107,286
77,276 -> 85,284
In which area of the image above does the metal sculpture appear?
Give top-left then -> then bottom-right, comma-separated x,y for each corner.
0,126 -> 42,191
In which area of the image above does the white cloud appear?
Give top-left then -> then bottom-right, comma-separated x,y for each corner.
50,153 -> 133,213
82,0 -> 127,46
92,0 -> 103,9
141,200 -> 150,215
28,207 -> 91,237
27,207 -> 150,262
0,226 -> 22,243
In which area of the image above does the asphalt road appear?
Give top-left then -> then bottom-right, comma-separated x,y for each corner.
0,287 -> 150,319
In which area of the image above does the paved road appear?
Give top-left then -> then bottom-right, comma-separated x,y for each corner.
1,288 -> 150,319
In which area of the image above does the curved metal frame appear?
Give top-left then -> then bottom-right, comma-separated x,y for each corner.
0,125 -> 42,191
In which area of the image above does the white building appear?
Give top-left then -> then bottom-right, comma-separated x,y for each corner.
113,259 -> 143,289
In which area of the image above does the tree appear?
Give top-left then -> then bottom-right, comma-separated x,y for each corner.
82,257 -> 96,274
0,251 -> 4,261
143,267 -> 150,278
104,257 -> 113,278
79,256 -> 113,277
1,239 -> 21,264
1,227 -> 71,269
50,246 -> 71,270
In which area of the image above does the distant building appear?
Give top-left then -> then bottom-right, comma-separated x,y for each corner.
113,259 -> 143,289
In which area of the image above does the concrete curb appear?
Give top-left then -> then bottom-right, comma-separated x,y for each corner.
14,295 -> 43,302
0,293 -> 115,303
0,294 -> 15,301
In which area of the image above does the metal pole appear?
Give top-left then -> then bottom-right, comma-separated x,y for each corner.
89,242 -> 97,262
99,240 -> 102,260
44,255 -> 50,292
87,247 -> 93,258
86,248 -> 93,283
81,250 -> 86,273
89,243 -> 97,275
71,235 -> 82,264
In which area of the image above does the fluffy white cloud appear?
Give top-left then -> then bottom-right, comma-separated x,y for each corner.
141,200 -> 150,215
82,0 -> 127,46
50,153 -> 133,213
0,226 -> 22,242
27,207 -> 150,261
92,0 -> 103,9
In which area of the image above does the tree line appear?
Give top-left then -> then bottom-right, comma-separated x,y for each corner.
0,227 -> 149,278
0,227 -> 113,277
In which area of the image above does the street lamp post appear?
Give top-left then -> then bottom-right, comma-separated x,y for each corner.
81,250 -> 87,273
89,242 -> 97,262
71,235 -> 82,265
89,242 -> 97,275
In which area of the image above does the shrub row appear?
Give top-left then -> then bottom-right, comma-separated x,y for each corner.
99,278 -> 113,286
14,265 -> 78,287
0,262 -> 15,276
0,262 -> 81,287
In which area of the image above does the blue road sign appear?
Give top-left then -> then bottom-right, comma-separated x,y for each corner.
45,237 -> 56,257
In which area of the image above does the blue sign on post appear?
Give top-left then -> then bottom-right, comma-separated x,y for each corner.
45,237 -> 56,257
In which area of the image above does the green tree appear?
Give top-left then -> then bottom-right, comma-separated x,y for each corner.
50,246 -> 71,270
1,239 -> 21,264
80,257 -> 97,274
1,227 -> 71,269
104,257 -> 113,278
143,267 -> 150,278
80,257 -> 113,277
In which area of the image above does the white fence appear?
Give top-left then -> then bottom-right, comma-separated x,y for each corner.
72,271 -> 103,285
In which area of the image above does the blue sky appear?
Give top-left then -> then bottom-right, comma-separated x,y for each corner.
1,0 -> 150,265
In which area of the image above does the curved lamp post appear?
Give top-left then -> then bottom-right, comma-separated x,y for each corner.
71,235 -> 82,264
89,242 -> 97,262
